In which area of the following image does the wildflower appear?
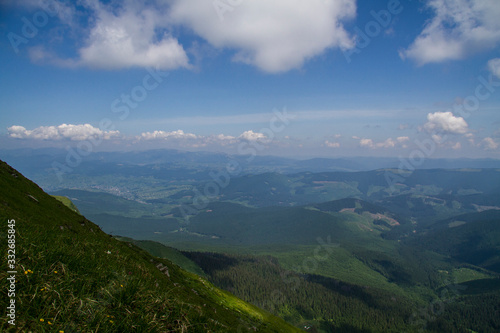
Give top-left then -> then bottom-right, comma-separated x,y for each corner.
106,250 -> 111,254
48,321 -> 53,325
54,270 -> 58,274
120,284 -> 123,288
40,318 -> 44,322
110,320 -> 114,323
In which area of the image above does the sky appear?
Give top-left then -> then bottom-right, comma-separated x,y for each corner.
1,0 -> 500,159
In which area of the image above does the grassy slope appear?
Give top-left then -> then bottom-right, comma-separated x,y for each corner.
51,195 -> 81,214
115,237 -> 207,278
0,160 -> 300,332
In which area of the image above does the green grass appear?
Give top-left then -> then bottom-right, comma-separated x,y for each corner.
114,237 -> 207,278
452,267 -> 496,284
51,195 -> 80,214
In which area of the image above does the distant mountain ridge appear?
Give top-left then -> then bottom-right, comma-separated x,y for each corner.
3,147 -> 500,184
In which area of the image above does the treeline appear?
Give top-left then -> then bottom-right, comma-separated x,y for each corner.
182,251 -> 415,332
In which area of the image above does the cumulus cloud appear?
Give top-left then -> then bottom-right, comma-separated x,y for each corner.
359,138 -> 374,148
423,111 -> 469,134
324,140 -> 340,148
357,137 -> 409,149
465,132 -> 475,145
397,136 -> 410,143
77,3 -> 190,70
24,0 -> 190,70
238,130 -> 269,142
400,0 -> 500,65
7,124 -> 120,141
138,130 -> 197,140
204,134 -> 237,146
169,0 -> 356,72
481,137 -> 499,150
488,58 -> 500,78
137,129 -> 274,146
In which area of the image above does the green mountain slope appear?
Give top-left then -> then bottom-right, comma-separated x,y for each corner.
183,199 -> 402,247
51,195 -> 81,214
0,160 -> 300,332
410,210 -> 500,273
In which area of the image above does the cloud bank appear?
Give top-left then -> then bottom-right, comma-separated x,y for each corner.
8,124 -> 120,141
357,136 -> 409,149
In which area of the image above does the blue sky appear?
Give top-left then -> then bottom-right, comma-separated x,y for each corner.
1,0 -> 500,158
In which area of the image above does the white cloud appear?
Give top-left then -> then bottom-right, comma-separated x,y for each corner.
432,134 -> 445,144
137,129 -> 275,146
359,138 -> 374,148
397,136 -> 410,148
20,0 -> 356,72
202,134 -> 238,146
78,3 -> 190,70
424,111 -> 469,134
488,58 -> 500,78
24,1 -> 190,70
397,136 -> 410,143
452,142 -> 462,150
379,138 -> 396,148
238,130 -> 268,142
7,124 -> 120,141
169,0 -> 356,72
212,134 -> 236,141
481,137 -> 499,150
357,137 -> 409,149
324,140 -> 340,148
139,130 -> 197,141
465,132 -> 475,145
400,0 -> 500,65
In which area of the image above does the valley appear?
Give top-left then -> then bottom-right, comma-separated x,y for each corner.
2,150 -> 500,332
